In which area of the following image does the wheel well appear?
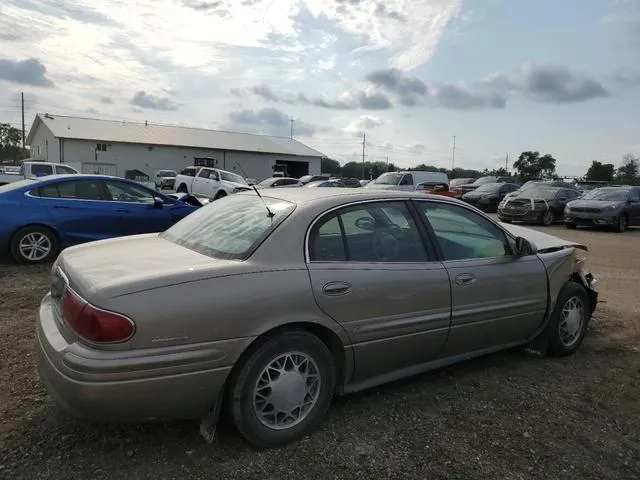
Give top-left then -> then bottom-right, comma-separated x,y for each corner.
10,223 -> 61,249
215,190 -> 227,198
231,323 -> 347,390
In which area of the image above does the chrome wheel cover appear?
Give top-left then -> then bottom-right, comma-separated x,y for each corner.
559,296 -> 585,348
252,352 -> 321,430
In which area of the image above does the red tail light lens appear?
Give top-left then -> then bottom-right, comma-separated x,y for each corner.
62,288 -> 135,343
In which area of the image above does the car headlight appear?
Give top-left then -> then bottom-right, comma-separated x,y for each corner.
603,203 -> 618,210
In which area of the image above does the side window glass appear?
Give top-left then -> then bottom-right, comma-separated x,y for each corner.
57,180 -> 103,200
56,165 -> 76,174
416,202 -> 510,261
38,184 -> 60,198
400,174 -> 413,186
629,189 -> 639,201
32,164 -> 54,177
309,201 -> 432,263
210,171 -> 220,181
105,182 -> 155,204
197,169 -> 210,179
309,214 -> 346,262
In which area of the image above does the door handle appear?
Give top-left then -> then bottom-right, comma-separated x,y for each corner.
322,281 -> 353,296
455,273 -> 476,286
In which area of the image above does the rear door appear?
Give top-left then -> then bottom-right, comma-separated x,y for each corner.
191,168 -> 220,198
102,180 -> 176,235
37,178 -> 125,245
306,200 -> 451,384
628,188 -> 640,225
412,199 -> 548,356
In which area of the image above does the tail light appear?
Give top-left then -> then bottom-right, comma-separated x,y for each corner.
62,288 -> 135,343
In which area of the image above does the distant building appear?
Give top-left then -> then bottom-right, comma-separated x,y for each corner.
26,113 -> 325,181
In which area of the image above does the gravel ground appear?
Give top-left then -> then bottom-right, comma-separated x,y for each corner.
1,224 -> 639,480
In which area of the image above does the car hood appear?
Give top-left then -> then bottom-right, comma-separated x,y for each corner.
365,184 -> 398,190
221,180 -> 251,190
568,199 -> 623,209
56,234 -> 251,302
501,223 -> 587,253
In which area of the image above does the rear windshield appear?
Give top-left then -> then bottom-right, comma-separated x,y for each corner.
513,186 -> 561,200
472,176 -> 497,185
0,179 -> 36,193
161,194 -> 295,260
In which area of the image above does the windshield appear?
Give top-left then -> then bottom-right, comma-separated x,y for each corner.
161,194 -> 295,259
158,170 -> 176,177
373,173 -> 403,185
514,187 -> 561,200
450,178 -> 473,187
220,171 -> 247,184
472,176 -> 497,185
582,188 -> 630,201
475,183 -> 501,193
0,179 -> 36,193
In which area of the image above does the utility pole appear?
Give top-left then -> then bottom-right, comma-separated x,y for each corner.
290,119 -> 294,139
21,91 -> 25,149
361,133 -> 366,179
452,135 -> 456,170
505,152 -> 509,172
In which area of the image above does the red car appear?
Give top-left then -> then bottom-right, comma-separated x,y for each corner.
415,182 -> 459,198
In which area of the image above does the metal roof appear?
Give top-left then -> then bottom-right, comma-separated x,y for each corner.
27,113 -> 326,158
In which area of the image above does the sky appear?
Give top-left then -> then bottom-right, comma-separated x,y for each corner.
0,0 -> 639,176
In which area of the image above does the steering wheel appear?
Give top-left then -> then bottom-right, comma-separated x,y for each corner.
372,229 -> 400,261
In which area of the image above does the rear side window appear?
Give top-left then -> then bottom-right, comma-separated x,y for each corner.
32,164 -> 54,177
161,194 -> 295,260
56,165 -> 77,174
35,180 -> 105,200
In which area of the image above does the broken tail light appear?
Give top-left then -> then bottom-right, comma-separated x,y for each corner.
62,288 -> 135,343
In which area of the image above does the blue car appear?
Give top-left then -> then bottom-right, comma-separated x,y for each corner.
0,174 -> 201,264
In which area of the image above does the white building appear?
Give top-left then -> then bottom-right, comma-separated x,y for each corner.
26,113 -> 325,182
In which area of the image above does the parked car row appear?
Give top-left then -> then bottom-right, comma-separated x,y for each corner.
498,184 -> 640,232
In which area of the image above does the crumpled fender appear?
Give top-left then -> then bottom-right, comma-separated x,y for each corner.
537,248 -> 579,313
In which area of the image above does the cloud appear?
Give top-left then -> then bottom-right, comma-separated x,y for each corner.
130,91 -> 179,111
611,68 -> 640,87
345,114 -> 385,136
100,96 -> 115,104
227,107 -> 328,137
0,57 -> 54,87
407,142 -> 426,153
365,68 -> 427,105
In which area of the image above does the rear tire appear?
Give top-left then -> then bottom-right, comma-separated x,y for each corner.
547,282 -> 591,357
10,225 -> 59,264
226,330 -> 336,448
177,184 -> 188,194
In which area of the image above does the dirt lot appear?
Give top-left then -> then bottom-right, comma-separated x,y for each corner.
1,225 -> 639,480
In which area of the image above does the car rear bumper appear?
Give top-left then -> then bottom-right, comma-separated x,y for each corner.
497,208 -> 542,222
36,293 -> 235,422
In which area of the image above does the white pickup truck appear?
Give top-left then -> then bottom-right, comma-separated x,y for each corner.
174,166 -> 252,200
0,161 -> 79,185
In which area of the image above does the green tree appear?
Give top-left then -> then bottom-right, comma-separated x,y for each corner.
321,157 -> 342,175
584,161 -> 615,182
513,151 -> 557,181
481,167 -> 510,177
0,123 -> 28,163
615,154 -> 639,185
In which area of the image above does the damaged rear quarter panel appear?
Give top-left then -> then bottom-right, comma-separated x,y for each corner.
536,248 -> 578,312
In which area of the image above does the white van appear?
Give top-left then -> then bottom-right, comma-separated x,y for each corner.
365,171 -> 449,191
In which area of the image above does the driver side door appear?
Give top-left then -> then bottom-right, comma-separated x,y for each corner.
412,200 -> 548,356
103,180 -> 175,235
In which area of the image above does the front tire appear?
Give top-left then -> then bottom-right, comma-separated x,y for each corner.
614,214 -> 628,233
547,282 -> 591,357
226,330 -> 336,448
214,191 -> 227,200
541,209 -> 554,226
177,184 -> 188,194
10,226 -> 59,264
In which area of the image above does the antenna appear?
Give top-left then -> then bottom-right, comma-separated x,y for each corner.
252,186 -> 275,218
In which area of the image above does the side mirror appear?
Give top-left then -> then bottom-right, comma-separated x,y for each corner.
355,217 -> 375,231
153,196 -> 164,208
514,236 -> 536,257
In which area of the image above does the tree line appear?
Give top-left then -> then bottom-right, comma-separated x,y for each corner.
322,150 -> 640,186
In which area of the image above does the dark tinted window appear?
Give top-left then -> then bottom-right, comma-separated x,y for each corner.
400,174 -> 414,186
32,164 -> 54,177
309,201 -> 432,263
104,181 -> 155,204
38,180 -> 104,200
56,165 -> 77,174
630,189 -> 640,201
